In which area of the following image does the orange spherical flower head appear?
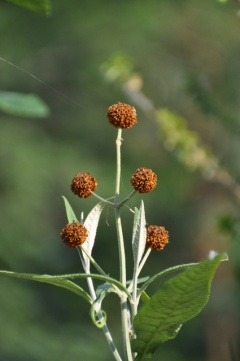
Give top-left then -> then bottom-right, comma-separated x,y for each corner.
71,172 -> 97,198
60,222 -> 88,248
107,102 -> 137,129
130,167 -> 157,193
146,225 -> 169,251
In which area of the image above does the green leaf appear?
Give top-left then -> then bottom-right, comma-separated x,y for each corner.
138,262 -> 198,297
59,273 -> 131,298
0,270 -> 92,303
0,271 -> 131,299
3,0 -> 52,15
62,196 -> 78,223
140,291 -> 150,303
132,253 -> 228,360
0,91 -> 50,118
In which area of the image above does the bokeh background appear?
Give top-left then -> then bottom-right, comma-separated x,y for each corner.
1,0 -> 240,360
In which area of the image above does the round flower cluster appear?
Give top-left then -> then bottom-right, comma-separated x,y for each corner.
60,222 -> 88,248
107,102 -> 137,129
71,172 -> 97,198
130,168 -> 157,193
146,225 -> 169,251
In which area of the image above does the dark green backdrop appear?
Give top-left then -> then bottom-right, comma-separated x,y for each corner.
0,1 -> 240,360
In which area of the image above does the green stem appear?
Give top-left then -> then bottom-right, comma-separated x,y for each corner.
77,248 -> 123,361
114,128 -> 133,361
131,248 -> 152,330
118,190 -> 137,207
80,245 -> 108,277
91,192 -> 115,206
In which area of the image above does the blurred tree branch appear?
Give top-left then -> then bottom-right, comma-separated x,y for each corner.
101,54 -> 240,203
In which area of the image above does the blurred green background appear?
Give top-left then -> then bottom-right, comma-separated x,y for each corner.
1,0 -> 240,360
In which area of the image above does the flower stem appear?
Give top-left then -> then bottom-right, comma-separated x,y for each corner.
80,245 -> 108,277
91,192 -> 115,206
77,248 -> 123,361
131,248 -> 151,322
114,128 -> 133,361
118,190 -> 137,207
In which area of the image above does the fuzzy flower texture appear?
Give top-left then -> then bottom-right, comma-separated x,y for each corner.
146,225 -> 169,251
107,102 -> 137,129
130,167 -> 157,193
61,222 -> 88,248
71,172 -> 97,198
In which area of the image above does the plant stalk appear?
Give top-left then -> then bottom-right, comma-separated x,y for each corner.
114,128 -> 133,361
77,249 -> 123,361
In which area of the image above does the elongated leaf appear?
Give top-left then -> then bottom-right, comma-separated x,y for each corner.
83,203 -> 104,272
62,196 -> 78,223
0,271 -> 131,298
132,207 -> 140,236
138,262 -> 197,297
132,253 -> 228,360
3,0 -> 52,14
0,91 -> 50,118
0,270 -> 91,303
132,201 -> 146,269
61,272 -> 131,297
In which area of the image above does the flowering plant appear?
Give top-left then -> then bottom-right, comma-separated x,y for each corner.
0,102 -> 227,360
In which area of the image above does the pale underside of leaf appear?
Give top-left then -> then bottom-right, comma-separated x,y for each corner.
132,200 -> 146,271
83,202 -> 104,272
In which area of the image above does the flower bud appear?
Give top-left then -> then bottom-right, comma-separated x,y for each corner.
60,222 -> 88,248
130,167 -> 157,193
71,172 -> 97,198
146,225 -> 169,251
107,102 -> 137,129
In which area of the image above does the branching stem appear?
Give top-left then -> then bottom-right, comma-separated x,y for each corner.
114,128 -> 133,361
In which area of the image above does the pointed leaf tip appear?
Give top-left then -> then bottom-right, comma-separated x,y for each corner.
132,253 -> 227,360
82,203 -> 104,272
62,196 -> 78,223
132,200 -> 146,269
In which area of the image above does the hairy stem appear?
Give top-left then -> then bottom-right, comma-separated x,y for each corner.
131,248 -> 151,325
114,128 -> 133,361
77,250 -> 123,361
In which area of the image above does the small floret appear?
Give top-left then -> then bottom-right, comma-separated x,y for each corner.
130,168 -> 157,193
107,102 -> 137,129
60,222 -> 88,248
71,172 -> 97,198
146,225 -> 169,251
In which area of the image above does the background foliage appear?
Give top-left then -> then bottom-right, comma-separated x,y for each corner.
0,0 -> 240,360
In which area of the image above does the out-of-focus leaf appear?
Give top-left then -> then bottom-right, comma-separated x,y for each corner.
132,253 -> 228,360
0,91 -> 50,118
157,108 -> 219,177
3,0 -> 52,15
